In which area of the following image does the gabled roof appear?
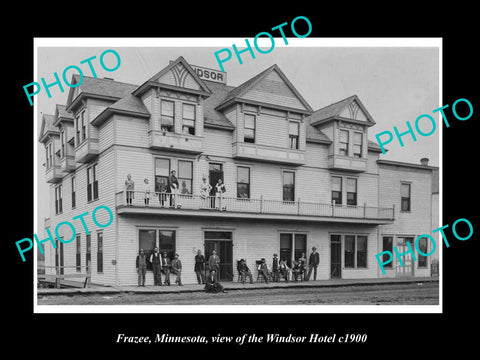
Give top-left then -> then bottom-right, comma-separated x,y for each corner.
39,114 -> 58,143
308,95 -> 376,127
66,75 -> 138,111
53,104 -> 74,127
91,93 -> 151,126
132,56 -> 212,97
216,64 -> 313,113
306,124 -> 332,144
202,80 -> 235,130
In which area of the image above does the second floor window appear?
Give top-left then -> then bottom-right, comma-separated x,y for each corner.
353,132 -> 363,157
178,160 -> 193,195
289,121 -> 299,149
87,164 -> 98,202
155,158 -> 170,192
46,143 -> 53,169
346,178 -> 357,206
237,166 -> 250,199
401,183 -> 411,211
283,171 -> 295,202
332,176 -> 342,205
244,113 -> 255,143
339,129 -> 349,156
75,110 -> 86,145
161,100 -> 175,131
55,184 -> 63,214
81,111 -> 86,141
182,103 -> 196,135
60,130 -> 65,158
71,176 -> 76,208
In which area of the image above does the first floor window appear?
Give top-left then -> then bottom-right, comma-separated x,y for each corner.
417,237 -> 428,268
139,229 -> 176,271
237,166 -> 250,198
283,171 -> 295,202
97,232 -> 103,273
344,235 -> 368,268
332,176 -> 342,205
86,234 -> 91,272
76,234 -> 81,272
178,160 -> 193,195
382,236 -> 393,268
87,164 -> 98,202
401,183 -> 411,211
279,232 -> 307,268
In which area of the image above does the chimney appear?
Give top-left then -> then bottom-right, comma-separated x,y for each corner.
420,157 -> 429,166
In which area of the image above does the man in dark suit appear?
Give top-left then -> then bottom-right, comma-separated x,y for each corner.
271,253 -> 280,282
208,250 -> 220,281
161,251 -> 171,285
194,249 -> 206,284
306,246 -> 320,281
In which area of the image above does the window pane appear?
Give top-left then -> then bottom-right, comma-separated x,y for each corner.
401,183 -> 410,197
347,178 -> 357,192
357,236 -> 367,268
205,231 -> 232,240
383,236 -> 393,268
155,158 -> 170,176
161,100 -> 174,116
237,167 -> 250,184
245,114 -> 255,129
244,128 -> 255,139
139,229 -> 156,271
159,230 -> 175,254
332,176 -> 342,192
280,233 -> 293,267
294,234 -> 307,261
354,132 -> 363,145
183,119 -> 195,128
183,103 -> 195,120
344,235 -> 355,268
178,161 -> 192,179
237,183 -> 249,198
418,238 -> 428,267
340,129 -> 349,143
283,172 -> 294,186
289,122 -> 299,135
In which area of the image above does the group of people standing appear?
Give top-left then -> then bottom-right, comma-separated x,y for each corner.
125,173 -> 227,210
136,247 -> 184,286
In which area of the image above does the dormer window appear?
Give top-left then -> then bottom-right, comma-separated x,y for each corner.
339,129 -> 349,156
289,121 -> 299,149
353,132 -> 363,158
182,103 -> 196,135
75,110 -> 86,146
161,100 -> 174,132
244,113 -> 255,143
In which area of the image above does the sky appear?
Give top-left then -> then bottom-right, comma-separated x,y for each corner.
35,38 -> 440,230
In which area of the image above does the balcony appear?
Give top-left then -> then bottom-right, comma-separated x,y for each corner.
60,154 -> 76,172
233,142 -> 305,165
115,191 -> 394,224
75,138 -> 99,163
328,154 -> 367,172
45,164 -> 63,183
148,130 -> 203,154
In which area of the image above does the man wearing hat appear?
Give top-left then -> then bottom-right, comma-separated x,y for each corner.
258,258 -> 270,283
271,253 -> 280,282
237,259 -> 253,284
161,251 -> 171,285
306,246 -> 320,281
136,249 -> 147,287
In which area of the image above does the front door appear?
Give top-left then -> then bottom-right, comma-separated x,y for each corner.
204,231 -> 233,281
330,235 -> 341,279
396,237 -> 414,277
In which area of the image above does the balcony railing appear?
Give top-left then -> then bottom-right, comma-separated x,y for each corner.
115,190 -> 394,221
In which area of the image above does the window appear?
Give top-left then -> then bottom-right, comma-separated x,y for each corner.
294,233 -> 307,262
161,100 -> 175,131
87,164 -> 98,202
401,183 -> 411,211
353,132 -> 363,157
182,103 -> 195,135
55,184 -> 63,215
244,113 -> 255,143
159,230 -> 176,259
289,121 -> 299,149
81,111 -> 86,141
279,232 -> 307,268
97,232 -> 103,273
418,237 -> 428,268
345,235 -> 368,268
71,176 -> 76,208
332,176 -> 342,205
139,229 -> 156,271
46,143 -> 53,169
382,236 -> 393,268
346,178 -> 357,206
75,115 -> 80,145
283,171 -> 295,202
345,235 -> 355,268
60,130 -> 65,158
155,158 -> 170,192
86,234 -> 91,272
237,166 -> 250,198
339,129 -> 349,155
76,234 -> 81,272
139,229 -> 176,271
178,160 -> 193,195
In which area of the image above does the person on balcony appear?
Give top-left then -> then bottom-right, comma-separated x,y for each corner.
136,249 -> 147,287
143,178 -> 151,206
168,170 -> 180,208
200,175 -> 212,209
171,253 -> 183,286
237,259 -> 253,284
158,178 -> 167,207
125,174 -> 135,206
215,179 -> 226,211
306,247 -> 320,281
161,252 -> 171,286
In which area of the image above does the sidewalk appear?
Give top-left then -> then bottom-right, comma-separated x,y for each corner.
37,276 -> 439,296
